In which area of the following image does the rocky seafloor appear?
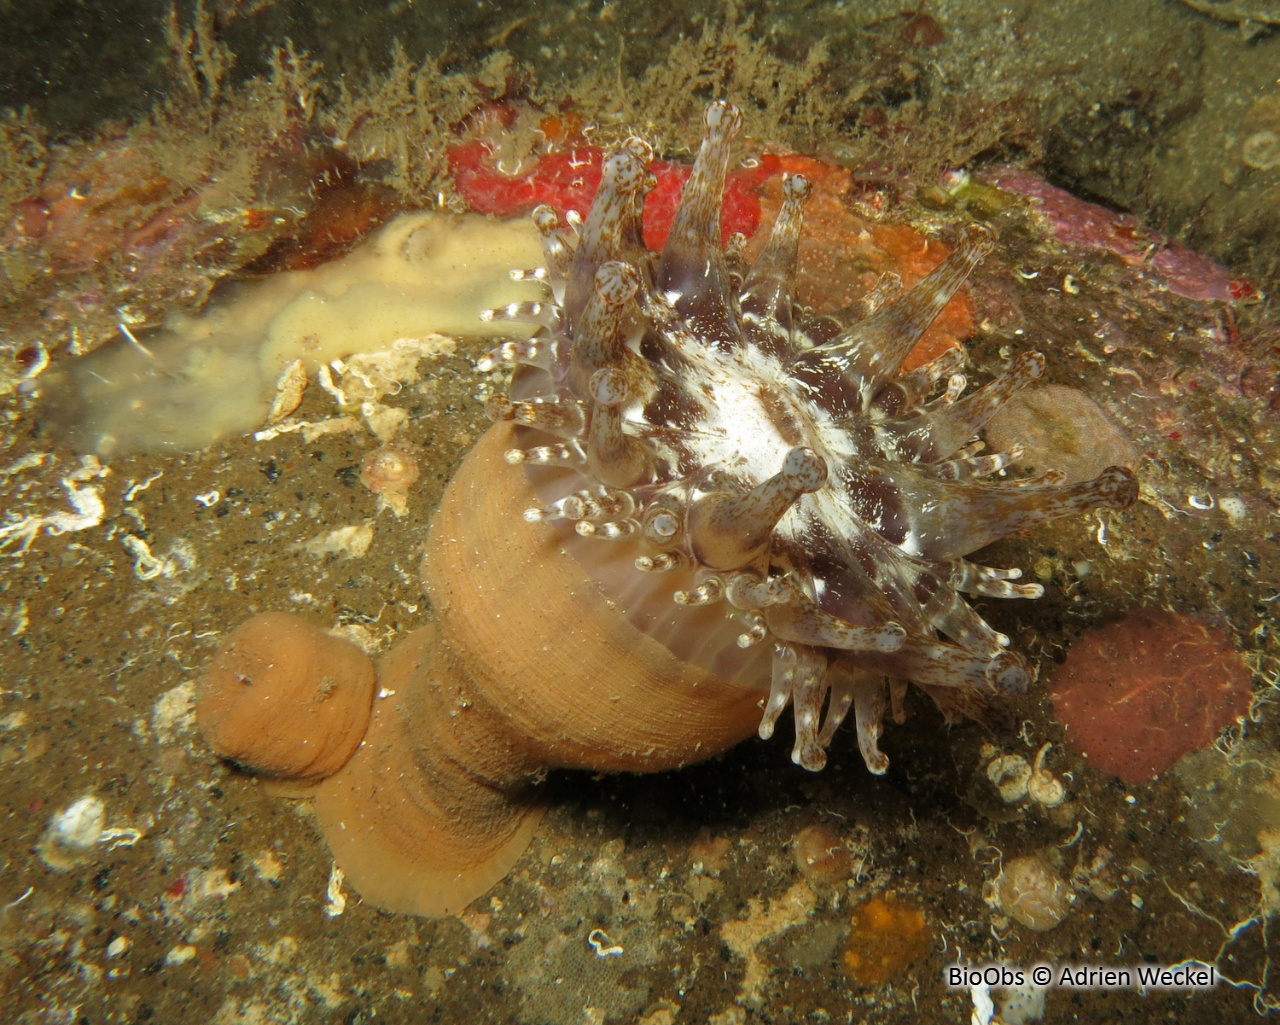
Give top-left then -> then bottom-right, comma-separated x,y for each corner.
2,2 -> 1280,1024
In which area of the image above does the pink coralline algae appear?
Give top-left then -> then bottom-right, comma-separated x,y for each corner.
982,168 -> 1250,303
1050,608 -> 1254,784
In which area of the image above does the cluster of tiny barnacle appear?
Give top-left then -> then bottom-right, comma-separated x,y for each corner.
478,101 -> 1138,773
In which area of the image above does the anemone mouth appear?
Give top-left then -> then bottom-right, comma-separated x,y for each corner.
478,100 -> 1138,774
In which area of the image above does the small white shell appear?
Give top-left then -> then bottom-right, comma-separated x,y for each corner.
267,359 -> 307,424
1242,129 -> 1280,171
37,795 -> 106,870
986,753 -> 1032,804
995,855 -> 1072,931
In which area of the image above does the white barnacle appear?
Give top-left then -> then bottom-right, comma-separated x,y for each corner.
993,854 -> 1072,932
986,753 -> 1032,804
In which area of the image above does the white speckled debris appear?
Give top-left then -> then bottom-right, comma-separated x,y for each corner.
0,455 -> 109,554
324,865 -> 347,917
37,795 -> 145,870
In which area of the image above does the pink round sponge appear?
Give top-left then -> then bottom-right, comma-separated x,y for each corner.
1050,608 -> 1253,784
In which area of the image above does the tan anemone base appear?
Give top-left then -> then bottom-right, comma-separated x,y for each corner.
308,424 -> 765,917
313,627 -> 545,917
424,424 -> 768,774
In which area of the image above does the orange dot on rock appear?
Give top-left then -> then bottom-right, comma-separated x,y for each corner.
841,893 -> 931,986
793,824 -> 852,888
196,611 -> 376,783
359,445 -> 420,494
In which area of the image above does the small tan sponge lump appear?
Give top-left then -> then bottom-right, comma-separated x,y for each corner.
196,612 -> 376,783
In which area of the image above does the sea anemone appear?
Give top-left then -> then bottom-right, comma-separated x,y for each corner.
479,100 -> 1137,773
201,101 -> 1138,916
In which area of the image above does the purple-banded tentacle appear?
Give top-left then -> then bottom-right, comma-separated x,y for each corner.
877,351 -> 1046,463
790,223 -> 996,416
565,145 -> 655,329
531,204 -> 577,303
481,299 -> 563,332
567,261 -> 651,400
686,447 -> 828,570
587,368 -> 655,488
849,675 -> 890,774
871,346 -> 967,416
800,271 -> 905,349
740,173 -> 811,353
877,463 -> 1138,563
485,393 -> 584,436
658,100 -> 745,348
947,559 -> 1044,600
476,336 -> 555,374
